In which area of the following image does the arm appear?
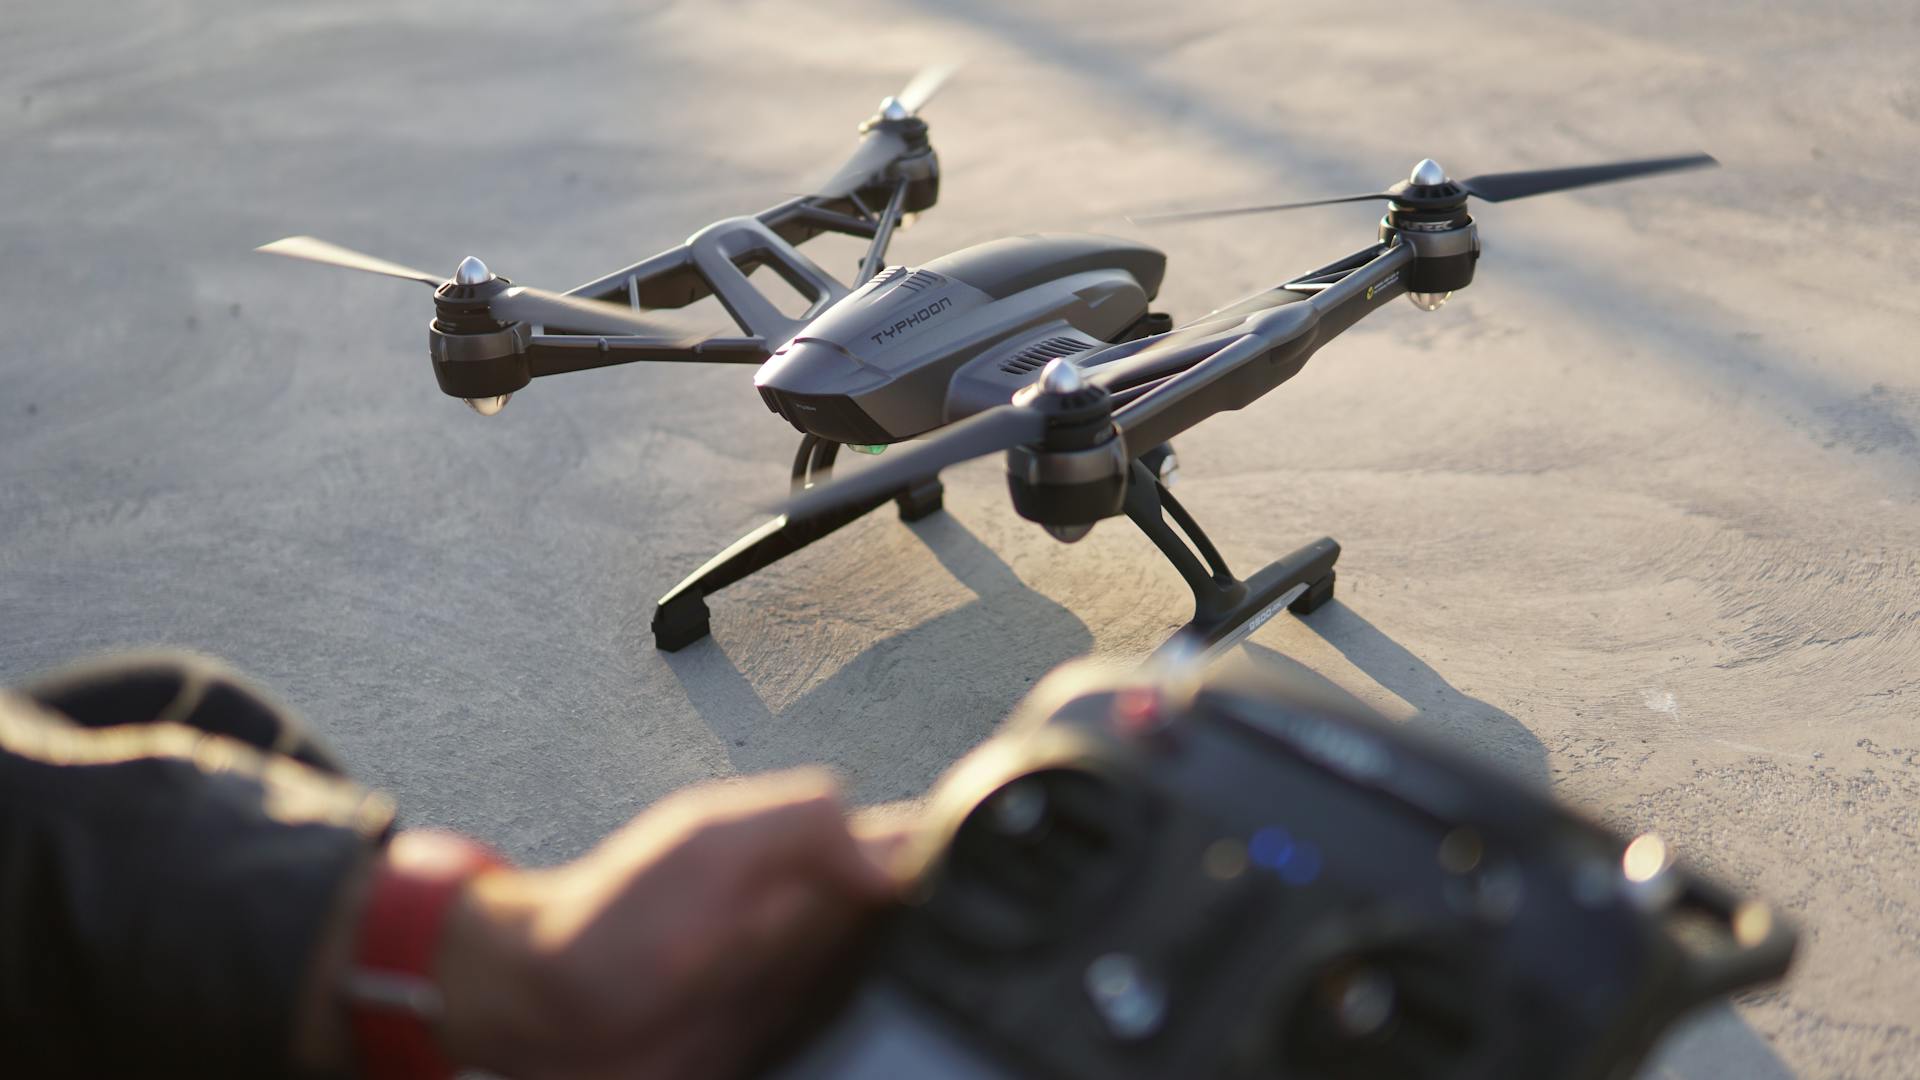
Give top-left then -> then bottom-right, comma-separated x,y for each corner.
1110,241 -> 1415,454
523,184 -> 921,377
0,685 -> 392,1077
1,655 -> 904,1079
432,770 -> 904,1079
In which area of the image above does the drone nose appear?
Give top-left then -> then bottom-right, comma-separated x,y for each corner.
1410,159 -> 1448,187
454,255 -> 492,286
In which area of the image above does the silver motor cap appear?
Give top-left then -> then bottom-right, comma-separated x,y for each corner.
1410,158 -> 1448,187
1039,357 -> 1086,395
454,255 -> 492,286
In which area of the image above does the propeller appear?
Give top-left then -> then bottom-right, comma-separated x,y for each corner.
780,353 -> 1094,523
893,62 -> 959,116
1129,152 -> 1718,225
256,236 -> 692,339
809,63 -> 958,200
783,403 -> 1045,521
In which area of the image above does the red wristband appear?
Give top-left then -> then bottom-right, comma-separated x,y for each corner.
348,830 -> 505,1080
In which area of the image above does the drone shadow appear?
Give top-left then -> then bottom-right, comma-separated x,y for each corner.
1256,599 -> 1550,788
660,512 -> 1093,804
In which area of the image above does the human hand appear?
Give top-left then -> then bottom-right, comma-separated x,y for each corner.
431,768 -> 908,1078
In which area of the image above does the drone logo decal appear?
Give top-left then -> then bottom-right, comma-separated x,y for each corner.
870,296 -> 955,345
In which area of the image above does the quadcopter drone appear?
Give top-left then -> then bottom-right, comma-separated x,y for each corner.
260,67 -> 1715,657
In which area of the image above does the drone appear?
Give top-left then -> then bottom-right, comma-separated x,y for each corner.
260,66 -> 1716,657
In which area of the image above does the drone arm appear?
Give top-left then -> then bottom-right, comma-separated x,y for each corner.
764,199 -> 882,247
1113,242 -> 1414,454
856,179 -> 911,283
528,194 -> 893,363
439,194 -> 905,386
525,335 -> 769,375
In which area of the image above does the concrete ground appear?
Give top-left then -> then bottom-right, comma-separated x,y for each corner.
3,1 -> 1915,1075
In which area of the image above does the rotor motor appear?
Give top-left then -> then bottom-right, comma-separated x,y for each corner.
1005,360 -> 1129,536
1378,159 -> 1481,312
427,255 -> 533,411
856,108 -> 942,214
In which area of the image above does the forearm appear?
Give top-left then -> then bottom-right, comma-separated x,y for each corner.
0,689 -> 392,1077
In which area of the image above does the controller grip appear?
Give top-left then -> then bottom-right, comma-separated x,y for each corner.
1660,873 -> 1796,1009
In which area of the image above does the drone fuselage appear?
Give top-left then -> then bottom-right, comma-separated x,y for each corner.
753,233 -> 1167,444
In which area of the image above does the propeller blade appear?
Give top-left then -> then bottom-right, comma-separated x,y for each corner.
489,286 -> 695,339
811,126 -> 912,200
1127,192 -> 1391,226
804,64 -> 956,200
896,62 -> 959,115
256,236 -> 443,286
783,405 -> 1047,522
1457,153 -> 1718,203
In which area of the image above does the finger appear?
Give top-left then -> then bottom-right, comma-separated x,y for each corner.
850,797 -> 921,834
688,771 -> 897,901
854,824 -> 916,889
600,766 -> 844,869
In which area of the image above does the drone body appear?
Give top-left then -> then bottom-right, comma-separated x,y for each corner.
756,233 -> 1166,445
260,68 -> 1715,662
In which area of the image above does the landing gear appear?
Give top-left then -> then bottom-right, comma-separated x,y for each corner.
1118,460 -> 1339,657
790,434 -> 840,494
1138,442 -> 1179,487
1290,570 -> 1337,615
652,434 -> 943,651
652,590 -> 712,653
895,477 -> 945,521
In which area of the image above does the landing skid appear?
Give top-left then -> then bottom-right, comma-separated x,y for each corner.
1117,460 -> 1338,658
654,444 -> 1336,655
652,435 -> 941,651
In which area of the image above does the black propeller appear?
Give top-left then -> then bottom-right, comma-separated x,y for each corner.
778,350 -> 1120,524
1451,154 -> 1718,202
782,403 -> 1045,521
256,236 -> 692,339
810,63 -> 957,201
1130,153 -> 1718,225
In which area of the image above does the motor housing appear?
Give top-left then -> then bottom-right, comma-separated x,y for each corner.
428,276 -> 532,399
1377,168 -> 1481,308
1005,373 -> 1128,528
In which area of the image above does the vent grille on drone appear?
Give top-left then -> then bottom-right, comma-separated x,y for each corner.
865,266 -> 909,290
895,269 -> 945,293
1001,336 -> 1093,375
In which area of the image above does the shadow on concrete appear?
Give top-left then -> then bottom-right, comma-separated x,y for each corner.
1263,598 -> 1551,787
662,512 -> 1092,803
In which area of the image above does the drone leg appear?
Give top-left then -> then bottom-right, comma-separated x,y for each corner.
794,433 -> 940,520
1123,461 -> 1245,621
1121,462 -> 1339,657
895,476 -> 944,522
790,435 -> 842,493
652,474 -> 904,652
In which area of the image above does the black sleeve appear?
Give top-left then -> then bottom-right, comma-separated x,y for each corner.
0,653 -> 396,1078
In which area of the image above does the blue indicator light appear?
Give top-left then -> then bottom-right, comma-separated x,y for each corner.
1279,841 -> 1323,886
1250,826 -> 1294,869
1248,827 -> 1322,886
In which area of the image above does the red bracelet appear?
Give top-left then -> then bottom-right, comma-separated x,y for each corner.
347,830 -> 505,1080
